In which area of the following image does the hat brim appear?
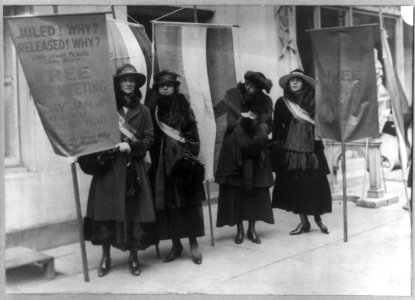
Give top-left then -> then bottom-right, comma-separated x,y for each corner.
153,79 -> 181,87
279,72 -> 316,89
114,72 -> 147,88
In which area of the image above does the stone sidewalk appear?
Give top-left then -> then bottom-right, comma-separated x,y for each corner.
4,171 -> 413,297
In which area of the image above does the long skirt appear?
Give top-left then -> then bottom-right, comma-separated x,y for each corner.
84,195 -> 158,251
156,204 -> 205,240
272,170 -> 332,215
216,185 -> 274,227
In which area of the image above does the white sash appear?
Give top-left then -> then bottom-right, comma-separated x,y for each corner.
282,97 -> 315,125
155,106 -> 186,143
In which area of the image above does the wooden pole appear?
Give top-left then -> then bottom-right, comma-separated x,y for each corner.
205,181 -> 215,246
341,142 -> 348,242
71,162 -> 90,282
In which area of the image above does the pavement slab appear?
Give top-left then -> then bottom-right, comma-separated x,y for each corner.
4,171 -> 413,296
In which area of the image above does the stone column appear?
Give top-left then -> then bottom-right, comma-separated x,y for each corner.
356,138 -> 399,208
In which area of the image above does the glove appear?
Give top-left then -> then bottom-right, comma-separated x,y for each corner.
115,142 -> 131,153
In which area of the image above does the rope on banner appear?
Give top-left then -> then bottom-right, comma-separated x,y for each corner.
152,7 -> 187,22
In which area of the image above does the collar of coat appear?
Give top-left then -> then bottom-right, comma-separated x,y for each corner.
118,103 -> 143,123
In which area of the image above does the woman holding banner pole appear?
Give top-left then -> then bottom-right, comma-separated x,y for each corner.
215,71 -> 275,244
146,70 -> 205,265
270,69 -> 332,235
79,64 -> 157,277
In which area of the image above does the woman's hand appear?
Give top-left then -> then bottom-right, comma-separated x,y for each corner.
115,142 -> 131,153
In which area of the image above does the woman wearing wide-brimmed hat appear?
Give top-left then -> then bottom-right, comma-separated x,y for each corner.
214,71 -> 275,244
146,70 -> 205,265
271,69 -> 332,235
79,63 -> 158,277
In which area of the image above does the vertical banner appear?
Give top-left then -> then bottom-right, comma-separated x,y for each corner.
107,19 -> 153,100
5,13 -> 119,157
380,25 -> 410,173
309,25 -> 379,142
154,22 -> 238,180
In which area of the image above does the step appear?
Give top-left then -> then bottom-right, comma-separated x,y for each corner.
5,247 -> 55,279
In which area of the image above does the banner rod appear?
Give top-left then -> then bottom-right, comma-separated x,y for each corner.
205,181 -> 215,246
341,142 -> 348,242
151,20 -> 239,28
4,11 -> 112,19
305,23 -> 379,32
70,161 -> 90,282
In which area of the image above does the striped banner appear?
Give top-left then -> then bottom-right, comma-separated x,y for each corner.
380,24 -> 410,174
154,22 -> 238,180
107,19 -> 153,101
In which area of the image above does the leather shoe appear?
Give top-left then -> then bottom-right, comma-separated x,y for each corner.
315,221 -> 329,234
128,257 -> 141,276
163,244 -> 183,263
192,253 -> 202,265
247,229 -> 261,244
289,222 -> 311,235
314,216 -> 329,234
234,223 -> 244,244
97,257 -> 111,277
190,244 -> 203,265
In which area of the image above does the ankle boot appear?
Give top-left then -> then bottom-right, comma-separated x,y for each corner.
128,251 -> 141,276
314,215 -> 329,234
189,237 -> 202,265
234,222 -> 244,244
289,215 -> 311,235
247,221 -> 261,244
163,240 -> 183,263
98,256 -> 111,277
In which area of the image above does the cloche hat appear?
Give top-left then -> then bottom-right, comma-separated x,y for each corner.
114,64 -> 146,88
279,69 -> 316,89
244,71 -> 273,93
153,70 -> 181,88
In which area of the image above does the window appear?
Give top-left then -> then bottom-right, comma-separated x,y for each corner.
296,6 -> 403,81
4,6 -> 33,167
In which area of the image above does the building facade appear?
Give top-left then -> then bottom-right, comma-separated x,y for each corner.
3,4 -> 412,250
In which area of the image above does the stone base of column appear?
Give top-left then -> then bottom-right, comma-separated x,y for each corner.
356,193 -> 399,208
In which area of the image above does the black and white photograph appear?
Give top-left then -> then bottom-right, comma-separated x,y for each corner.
1,0 -> 414,298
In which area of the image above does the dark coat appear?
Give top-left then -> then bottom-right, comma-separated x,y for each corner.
214,85 -> 274,188
147,91 -> 206,209
271,97 -> 330,176
80,103 -> 155,222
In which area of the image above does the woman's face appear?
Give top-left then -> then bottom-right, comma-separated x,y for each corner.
289,77 -> 304,92
158,82 -> 175,96
244,80 -> 259,95
119,76 -> 136,95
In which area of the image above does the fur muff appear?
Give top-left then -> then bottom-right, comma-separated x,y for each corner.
170,157 -> 205,206
234,120 -> 269,190
78,149 -> 116,176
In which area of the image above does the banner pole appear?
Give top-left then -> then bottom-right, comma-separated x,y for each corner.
361,138 -> 369,200
341,142 -> 348,242
70,161 -> 90,282
205,180 -> 215,246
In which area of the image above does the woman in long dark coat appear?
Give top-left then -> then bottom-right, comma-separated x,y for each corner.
271,69 -> 332,235
79,64 -> 157,277
215,71 -> 275,244
146,70 -> 205,265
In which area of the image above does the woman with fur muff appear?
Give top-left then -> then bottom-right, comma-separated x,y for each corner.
271,69 -> 332,235
215,71 -> 275,244
146,70 -> 205,265
78,64 -> 158,277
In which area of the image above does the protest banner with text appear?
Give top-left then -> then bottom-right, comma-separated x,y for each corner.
5,13 -> 120,157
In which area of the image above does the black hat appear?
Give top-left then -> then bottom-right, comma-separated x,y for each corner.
279,69 -> 316,89
114,64 -> 146,88
153,70 -> 181,88
244,71 -> 273,93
